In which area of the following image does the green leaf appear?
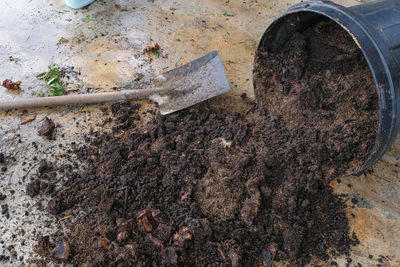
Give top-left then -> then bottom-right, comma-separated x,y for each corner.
225,0 -> 230,3
36,72 -> 48,80
152,50 -> 160,57
52,84 -> 65,96
36,64 -> 65,96
37,64 -> 60,81
47,77 -> 60,86
48,69 -> 60,78
38,90 -> 45,97
223,12 -> 235,17
82,15 -> 93,22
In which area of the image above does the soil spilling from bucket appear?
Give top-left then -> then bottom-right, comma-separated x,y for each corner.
254,19 -> 379,178
33,20 -> 378,266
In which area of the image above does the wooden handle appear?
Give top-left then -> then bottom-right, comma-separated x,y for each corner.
0,89 -> 157,110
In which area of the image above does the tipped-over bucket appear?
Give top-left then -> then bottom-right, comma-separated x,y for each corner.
254,0 -> 400,173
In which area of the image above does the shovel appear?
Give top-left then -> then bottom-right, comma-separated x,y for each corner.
0,51 -> 230,115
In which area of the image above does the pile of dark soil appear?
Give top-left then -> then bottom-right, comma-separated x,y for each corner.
33,20 -> 378,266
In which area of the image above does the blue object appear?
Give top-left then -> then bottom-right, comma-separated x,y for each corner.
65,0 -> 95,9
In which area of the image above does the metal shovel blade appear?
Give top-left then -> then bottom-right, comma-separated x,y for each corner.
151,51 -> 231,115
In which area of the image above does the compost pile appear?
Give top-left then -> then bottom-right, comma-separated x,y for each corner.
35,20 -> 378,266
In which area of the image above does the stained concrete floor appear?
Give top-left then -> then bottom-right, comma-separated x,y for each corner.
0,0 -> 399,266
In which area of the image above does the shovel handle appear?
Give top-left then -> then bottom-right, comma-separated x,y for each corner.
0,89 -> 158,110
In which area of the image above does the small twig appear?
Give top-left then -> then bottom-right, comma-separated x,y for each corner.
22,161 -> 40,179
175,57 -> 182,67
41,165 -> 66,175
8,150 -> 18,159
117,186 -> 128,191
205,199 -> 216,209
176,212 -> 189,220
60,214 -> 72,221
26,201 -> 40,211
123,188 -> 128,218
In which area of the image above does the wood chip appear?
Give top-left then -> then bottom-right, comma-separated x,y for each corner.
21,115 -> 36,125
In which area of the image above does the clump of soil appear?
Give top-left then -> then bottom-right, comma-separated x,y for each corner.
38,117 -> 56,138
35,20 -> 377,266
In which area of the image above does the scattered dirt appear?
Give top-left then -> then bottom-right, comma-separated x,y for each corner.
144,43 -> 161,58
2,203 -> 9,219
31,20 -> 378,266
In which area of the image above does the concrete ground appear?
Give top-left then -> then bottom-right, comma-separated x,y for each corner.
0,0 -> 398,266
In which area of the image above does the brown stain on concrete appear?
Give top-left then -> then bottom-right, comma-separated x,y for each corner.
348,208 -> 400,266
331,154 -> 400,265
71,39 -> 129,89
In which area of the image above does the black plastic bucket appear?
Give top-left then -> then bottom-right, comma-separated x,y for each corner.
254,0 -> 400,173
